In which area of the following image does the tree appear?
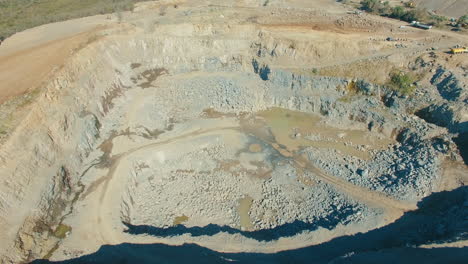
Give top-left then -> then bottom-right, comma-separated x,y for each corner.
360,0 -> 379,12
361,0 -> 391,15
390,6 -> 406,19
402,8 -> 427,22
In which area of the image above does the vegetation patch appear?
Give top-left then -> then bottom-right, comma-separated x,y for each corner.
360,0 -> 425,22
173,215 -> 189,226
0,0 -> 146,41
358,0 -> 464,29
388,70 -> 416,96
458,15 -> 468,27
53,224 -> 72,239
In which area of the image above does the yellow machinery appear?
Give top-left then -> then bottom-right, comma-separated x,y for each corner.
451,47 -> 468,54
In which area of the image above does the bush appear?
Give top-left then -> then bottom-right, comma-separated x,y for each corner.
429,15 -> 447,27
389,71 -> 416,95
390,6 -> 406,19
361,0 -> 388,12
401,8 -> 427,22
458,14 -> 468,27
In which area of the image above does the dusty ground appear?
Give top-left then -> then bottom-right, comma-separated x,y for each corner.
412,0 -> 468,18
0,0 -> 467,263
0,15 -> 114,103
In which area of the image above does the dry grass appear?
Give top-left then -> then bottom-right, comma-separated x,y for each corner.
53,223 -> 72,239
317,59 -> 396,84
0,88 -> 41,143
0,0 -> 146,41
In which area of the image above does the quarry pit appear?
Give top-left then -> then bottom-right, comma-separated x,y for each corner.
0,1 -> 467,263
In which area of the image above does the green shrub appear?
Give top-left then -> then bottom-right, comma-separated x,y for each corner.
390,6 -> 405,19
429,14 -> 448,27
360,0 -> 376,12
401,8 -> 427,22
389,71 -> 416,95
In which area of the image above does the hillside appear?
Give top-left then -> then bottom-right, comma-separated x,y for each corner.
0,0 -> 144,41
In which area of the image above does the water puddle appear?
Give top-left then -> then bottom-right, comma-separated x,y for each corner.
237,195 -> 254,231
255,107 -> 394,160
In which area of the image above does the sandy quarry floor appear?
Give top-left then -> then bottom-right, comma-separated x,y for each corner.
0,0 -> 467,263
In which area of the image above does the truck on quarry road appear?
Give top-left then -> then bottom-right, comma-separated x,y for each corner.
411,21 -> 432,30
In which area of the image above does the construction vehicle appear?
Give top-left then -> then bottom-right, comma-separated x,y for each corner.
411,21 -> 432,30
451,47 -> 468,54
347,10 -> 363,15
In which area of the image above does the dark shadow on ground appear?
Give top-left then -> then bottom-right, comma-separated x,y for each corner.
121,205 -> 356,242
454,132 -> 468,166
32,186 -> 468,264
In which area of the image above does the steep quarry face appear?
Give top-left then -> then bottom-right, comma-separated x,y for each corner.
0,2 -> 464,263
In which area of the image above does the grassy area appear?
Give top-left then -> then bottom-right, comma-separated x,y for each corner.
0,0 -> 145,41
